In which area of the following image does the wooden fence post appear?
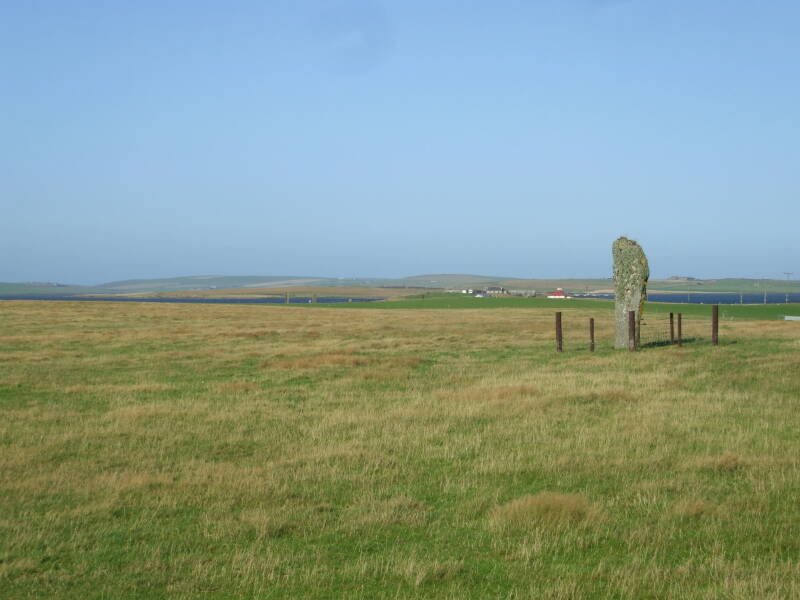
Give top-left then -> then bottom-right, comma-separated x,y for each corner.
712,304 -> 719,346
285,292 -> 290,304
589,317 -> 595,352
555,312 -> 563,353
669,312 -> 675,344
677,313 -> 683,347
628,310 -> 636,351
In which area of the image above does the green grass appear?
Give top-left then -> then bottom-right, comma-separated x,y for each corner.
651,278 -> 800,293
333,293 -> 800,321
0,283 -> 100,295
1,301 -> 799,598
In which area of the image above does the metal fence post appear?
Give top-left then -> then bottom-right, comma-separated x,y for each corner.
677,313 -> 683,347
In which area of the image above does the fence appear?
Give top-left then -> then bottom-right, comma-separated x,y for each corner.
554,306 -> 720,352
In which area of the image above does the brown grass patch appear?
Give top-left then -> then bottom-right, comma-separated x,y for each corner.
267,351 -> 375,369
382,356 -> 425,368
488,385 -> 540,400
562,389 -> 637,405
489,492 -> 597,528
437,384 -> 539,404
687,452 -> 747,473
104,406 -> 191,421
218,329 -> 278,340
674,499 -> 716,518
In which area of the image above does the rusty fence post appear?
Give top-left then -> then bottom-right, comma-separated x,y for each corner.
669,312 -> 675,344
712,304 -> 719,346
677,313 -> 683,347
555,312 -> 563,353
589,317 -> 595,352
628,310 -> 636,351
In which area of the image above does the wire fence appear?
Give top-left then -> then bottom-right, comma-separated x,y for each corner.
554,308 -> 719,353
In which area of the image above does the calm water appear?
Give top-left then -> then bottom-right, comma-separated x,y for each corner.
0,295 -> 385,305
580,293 -> 800,304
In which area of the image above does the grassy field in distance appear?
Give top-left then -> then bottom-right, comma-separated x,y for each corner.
2,300 -> 800,598
334,293 -> 800,321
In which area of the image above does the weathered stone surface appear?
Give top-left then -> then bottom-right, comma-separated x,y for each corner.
613,237 -> 649,349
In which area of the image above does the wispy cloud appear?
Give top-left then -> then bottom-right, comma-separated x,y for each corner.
309,1 -> 394,75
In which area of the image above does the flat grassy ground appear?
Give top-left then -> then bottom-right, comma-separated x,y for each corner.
346,293 -> 800,321
1,300 -> 799,599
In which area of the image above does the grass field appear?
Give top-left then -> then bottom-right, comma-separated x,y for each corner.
2,300 -> 800,598
339,293 -> 800,321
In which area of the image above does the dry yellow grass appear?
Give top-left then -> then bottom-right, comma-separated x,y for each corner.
489,492 -> 598,528
1,300 -> 799,598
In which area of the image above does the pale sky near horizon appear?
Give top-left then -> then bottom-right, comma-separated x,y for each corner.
2,0 -> 798,284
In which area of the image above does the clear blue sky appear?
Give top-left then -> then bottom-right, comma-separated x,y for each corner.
2,0 -> 798,284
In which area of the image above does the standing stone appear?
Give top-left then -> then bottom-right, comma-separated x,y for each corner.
613,237 -> 649,349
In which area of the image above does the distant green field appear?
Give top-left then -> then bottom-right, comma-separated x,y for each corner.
651,278 -> 800,293
0,283 -> 99,295
333,293 -> 800,321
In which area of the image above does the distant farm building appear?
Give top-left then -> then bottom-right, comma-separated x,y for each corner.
486,286 -> 507,295
547,288 -> 572,299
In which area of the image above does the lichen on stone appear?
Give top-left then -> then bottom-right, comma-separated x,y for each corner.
613,236 -> 649,349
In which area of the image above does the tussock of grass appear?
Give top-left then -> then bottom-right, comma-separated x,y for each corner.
489,492 -> 598,528
687,452 -> 747,472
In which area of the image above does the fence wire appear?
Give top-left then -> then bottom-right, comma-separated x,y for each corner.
555,311 -> 713,352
